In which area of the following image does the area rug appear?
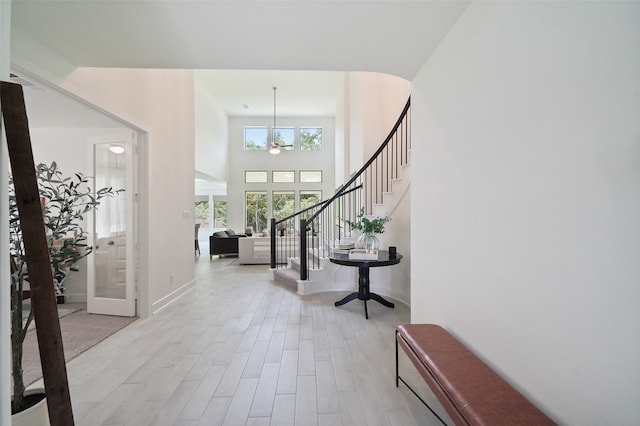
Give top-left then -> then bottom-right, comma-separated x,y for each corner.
19,307 -> 138,386
23,302 -> 84,331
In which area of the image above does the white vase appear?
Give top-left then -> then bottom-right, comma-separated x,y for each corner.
11,388 -> 49,426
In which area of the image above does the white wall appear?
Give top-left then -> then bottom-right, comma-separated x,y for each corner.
1,1 -> 12,422
361,72 -> 411,159
194,74 -> 229,182
227,116 -> 335,233
347,72 -> 411,175
52,67 -> 197,314
411,2 -> 640,424
334,74 -> 347,187
370,166 -> 411,305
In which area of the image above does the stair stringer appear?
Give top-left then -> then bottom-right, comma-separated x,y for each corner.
297,257 -> 357,296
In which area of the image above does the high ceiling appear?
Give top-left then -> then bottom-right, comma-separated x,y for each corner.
195,70 -> 345,118
10,0 -> 470,124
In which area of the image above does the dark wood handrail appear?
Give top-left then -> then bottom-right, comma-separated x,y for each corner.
274,184 -> 363,226
305,97 -> 410,226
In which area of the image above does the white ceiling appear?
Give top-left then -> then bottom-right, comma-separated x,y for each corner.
9,0 -> 470,125
195,70 -> 345,117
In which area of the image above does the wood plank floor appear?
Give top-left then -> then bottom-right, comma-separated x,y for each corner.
57,256 -> 451,425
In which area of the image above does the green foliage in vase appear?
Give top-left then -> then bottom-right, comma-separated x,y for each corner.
345,207 -> 390,234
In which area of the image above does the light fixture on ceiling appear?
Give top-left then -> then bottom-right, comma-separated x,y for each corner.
109,144 -> 126,154
269,144 -> 281,155
269,86 -> 292,155
270,87 -> 281,155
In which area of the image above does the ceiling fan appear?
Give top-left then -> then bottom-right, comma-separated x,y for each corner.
269,86 -> 293,155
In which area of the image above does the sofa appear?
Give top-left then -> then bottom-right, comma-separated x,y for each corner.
238,235 -> 320,265
209,229 -> 246,259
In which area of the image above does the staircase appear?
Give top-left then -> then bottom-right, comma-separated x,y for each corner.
270,98 -> 411,299
272,252 -> 320,292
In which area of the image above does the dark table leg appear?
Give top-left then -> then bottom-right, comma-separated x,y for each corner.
335,292 -> 359,306
359,266 -> 370,319
370,293 -> 395,308
334,266 -> 395,319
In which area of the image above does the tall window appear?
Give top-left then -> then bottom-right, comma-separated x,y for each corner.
213,200 -> 227,228
244,127 -> 268,150
195,200 -> 210,227
245,191 -> 268,233
300,127 -> 322,151
300,190 -> 322,221
272,191 -> 295,221
300,191 -> 322,209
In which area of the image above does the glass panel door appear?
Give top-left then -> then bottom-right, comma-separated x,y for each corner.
87,134 -> 136,316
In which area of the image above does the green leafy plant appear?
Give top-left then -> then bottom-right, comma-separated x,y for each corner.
345,207 -> 390,234
9,161 -> 122,414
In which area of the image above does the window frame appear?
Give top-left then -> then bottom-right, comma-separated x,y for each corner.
272,170 -> 295,183
272,127 -> 295,150
299,127 -> 323,151
299,170 -> 323,183
244,170 -> 269,183
272,190 -> 296,221
245,191 -> 268,234
244,126 -> 269,150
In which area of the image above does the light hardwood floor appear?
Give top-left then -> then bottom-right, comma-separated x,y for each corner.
56,256 -> 451,425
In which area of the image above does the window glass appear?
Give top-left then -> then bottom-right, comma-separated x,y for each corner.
245,127 -> 268,150
272,170 -> 295,183
245,192 -> 268,233
300,191 -> 322,222
300,128 -> 322,151
213,200 -> 227,228
272,191 -> 295,221
300,191 -> 322,209
300,170 -> 322,183
245,170 -> 268,183
273,127 -> 295,150
195,200 -> 210,228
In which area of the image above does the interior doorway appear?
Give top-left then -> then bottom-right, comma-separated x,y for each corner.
87,133 -> 137,317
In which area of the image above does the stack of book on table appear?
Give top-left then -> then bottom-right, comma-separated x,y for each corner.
331,240 -> 355,258
348,249 -> 379,260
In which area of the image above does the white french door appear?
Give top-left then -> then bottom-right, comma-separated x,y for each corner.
87,133 -> 136,316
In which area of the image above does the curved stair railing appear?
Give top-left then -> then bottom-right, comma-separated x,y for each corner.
270,97 -> 411,281
269,185 -> 362,269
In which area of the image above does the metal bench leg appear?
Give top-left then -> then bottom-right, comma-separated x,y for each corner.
395,330 -> 450,426
396,330 -> 400,387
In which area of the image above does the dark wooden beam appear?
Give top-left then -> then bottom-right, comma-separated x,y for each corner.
1,81 -> 74,425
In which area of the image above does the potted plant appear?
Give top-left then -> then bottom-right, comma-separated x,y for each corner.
9,161 -> 122,417
345,207 -> 390,251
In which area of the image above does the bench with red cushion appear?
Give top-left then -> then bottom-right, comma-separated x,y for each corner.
396,324 -> 556,426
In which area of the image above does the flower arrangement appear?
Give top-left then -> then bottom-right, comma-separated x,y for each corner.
345,207 -> 390,234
